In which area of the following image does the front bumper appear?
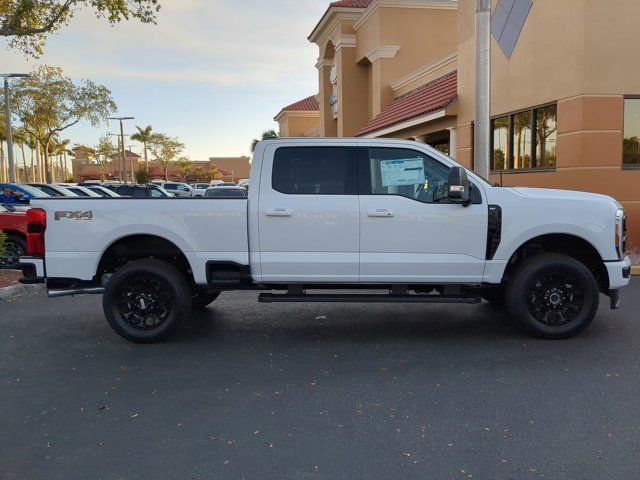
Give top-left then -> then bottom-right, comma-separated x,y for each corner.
606,256 -> 632,290
18,257 -> 45,284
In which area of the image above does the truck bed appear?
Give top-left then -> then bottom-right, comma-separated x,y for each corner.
32,197 -> 249,284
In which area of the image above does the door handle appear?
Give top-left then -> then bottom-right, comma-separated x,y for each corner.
266,208 -> 292,217
367,209 -> 395,218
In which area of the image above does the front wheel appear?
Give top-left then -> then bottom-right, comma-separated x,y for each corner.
103,259 -> 192,343
506,253 -> 599,339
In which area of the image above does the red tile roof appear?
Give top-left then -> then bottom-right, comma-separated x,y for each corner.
329,0 -> 373,8
356,71 -> 458,137
282,95 -> 320,112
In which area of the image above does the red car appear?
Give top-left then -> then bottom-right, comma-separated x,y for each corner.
0,204 -> 27,269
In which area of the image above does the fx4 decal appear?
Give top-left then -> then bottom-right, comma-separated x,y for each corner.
54,211 -> 93,221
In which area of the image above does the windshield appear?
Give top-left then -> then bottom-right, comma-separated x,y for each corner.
18,184 -> 51,197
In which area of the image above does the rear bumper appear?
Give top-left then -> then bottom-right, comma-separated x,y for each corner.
18,257 -> 45,284
606,256 -> 632,290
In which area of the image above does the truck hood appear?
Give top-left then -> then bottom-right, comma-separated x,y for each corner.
510,187 -> 620,207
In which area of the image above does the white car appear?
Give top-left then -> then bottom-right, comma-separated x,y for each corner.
62,185 -> 102,197
21,138 -> 631,343
153,182 -> 193,197
83,185 -> 122,198
190,183 -> 211,197
28,183 -> 79,197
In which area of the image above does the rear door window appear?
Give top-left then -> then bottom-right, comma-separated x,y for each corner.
272,147 -> 357,195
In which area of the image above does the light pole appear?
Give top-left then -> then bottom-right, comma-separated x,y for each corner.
2,73 -> 29,183
474,0 -> 491,180
108,116 -> 134,184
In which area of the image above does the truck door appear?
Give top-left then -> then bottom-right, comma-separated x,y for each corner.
358,146 -> 488,283
258,144 -> 360,283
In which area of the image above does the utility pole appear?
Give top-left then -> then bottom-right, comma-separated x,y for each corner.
2,73 -> 29,183
108,117 -> 134,184
474,0 -> 491,179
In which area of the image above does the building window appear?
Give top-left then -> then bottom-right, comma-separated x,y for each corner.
491,104 -> 557,171
623,98 -> 640,166
491,116 -> 509,170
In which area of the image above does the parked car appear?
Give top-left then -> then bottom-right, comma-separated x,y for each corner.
20,138 -> 631,343
110,184 -> 173,198
0,203 -> 27,269
205,186 -> 248,198
80,185 -> 122,198
209,180 -> 225,187
190,183 -> 211,197
153,182 -> 194,197
62,185 -> 102,197
28,183 -> 79,197
238,179 -> 250,189
0,183 -> 50,205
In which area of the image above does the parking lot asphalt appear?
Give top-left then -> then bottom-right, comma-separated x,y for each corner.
1,281 -> 639,480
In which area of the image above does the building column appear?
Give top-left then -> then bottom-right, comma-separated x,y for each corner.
448,127 -> 457,159
316,58 -> 337,137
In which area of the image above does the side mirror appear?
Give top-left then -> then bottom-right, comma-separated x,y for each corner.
447,166 -> 470,204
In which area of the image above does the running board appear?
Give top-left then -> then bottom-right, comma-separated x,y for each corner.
259,293 -> 481,304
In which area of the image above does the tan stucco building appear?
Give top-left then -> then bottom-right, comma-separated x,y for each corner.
275,0 -> 640,244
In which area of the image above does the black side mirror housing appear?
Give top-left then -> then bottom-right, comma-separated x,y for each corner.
447,166 -> 470,204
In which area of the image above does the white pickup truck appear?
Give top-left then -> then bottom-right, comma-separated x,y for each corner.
19,139 -> 631,343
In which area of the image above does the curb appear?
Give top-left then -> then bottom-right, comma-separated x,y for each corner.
632,266 -> 640,277
0,283 -> 45,302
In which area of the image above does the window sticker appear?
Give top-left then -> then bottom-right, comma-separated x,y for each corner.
380,159 -> 425,187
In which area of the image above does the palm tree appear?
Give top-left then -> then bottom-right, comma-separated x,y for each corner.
250,129 -> 278,153
27,134 -> 38,182
12,129 -> 29,182
130,125 -> 154,166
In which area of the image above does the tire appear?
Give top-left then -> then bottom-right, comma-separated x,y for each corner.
1,235 -> 26,270
505,253 -> 599,339
192,291 -> 221,310
482,286 -> 505,306
102,259 -> 192,343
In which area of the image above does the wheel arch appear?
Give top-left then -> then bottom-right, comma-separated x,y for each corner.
502,233 -> 609,291
96,233 -> 196,284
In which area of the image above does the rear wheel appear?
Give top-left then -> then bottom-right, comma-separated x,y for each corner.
1,235 -> 26,269
103,259 -> 192,343
506,253 -> 599,339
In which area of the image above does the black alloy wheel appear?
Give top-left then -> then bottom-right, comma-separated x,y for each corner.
506,253 -> 599,339
103,259 -> 192,343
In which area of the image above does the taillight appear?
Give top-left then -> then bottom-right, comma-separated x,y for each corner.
26,208 -> 47,257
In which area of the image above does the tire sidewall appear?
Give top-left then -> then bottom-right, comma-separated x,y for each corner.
103,259 -> 192,343
507,254 -> 599,339
1,235 -> 26,269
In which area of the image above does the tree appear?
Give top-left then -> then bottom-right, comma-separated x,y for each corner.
10,65 -> 117,183
93,136 -> 115,182
12,128 -> 29,182
250,129 -> 278,153
0,0 -> 161,57
130,125 -> 154,166
148,133 -> 184,181
176,156 -> 192,181
193,166 -> 205,182
210,165 -> 221,181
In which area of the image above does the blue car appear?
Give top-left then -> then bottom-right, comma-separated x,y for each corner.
0,183 -> 51,205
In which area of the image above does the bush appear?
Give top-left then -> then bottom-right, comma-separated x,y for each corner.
136,166 -> 151,184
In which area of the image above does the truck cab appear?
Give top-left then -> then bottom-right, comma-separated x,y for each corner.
20,139 -> 631,343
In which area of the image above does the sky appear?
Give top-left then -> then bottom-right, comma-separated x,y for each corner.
0,0 -> 327,159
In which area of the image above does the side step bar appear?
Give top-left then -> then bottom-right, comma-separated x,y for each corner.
259,293 -> 481,304
48,287 -> 105,298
